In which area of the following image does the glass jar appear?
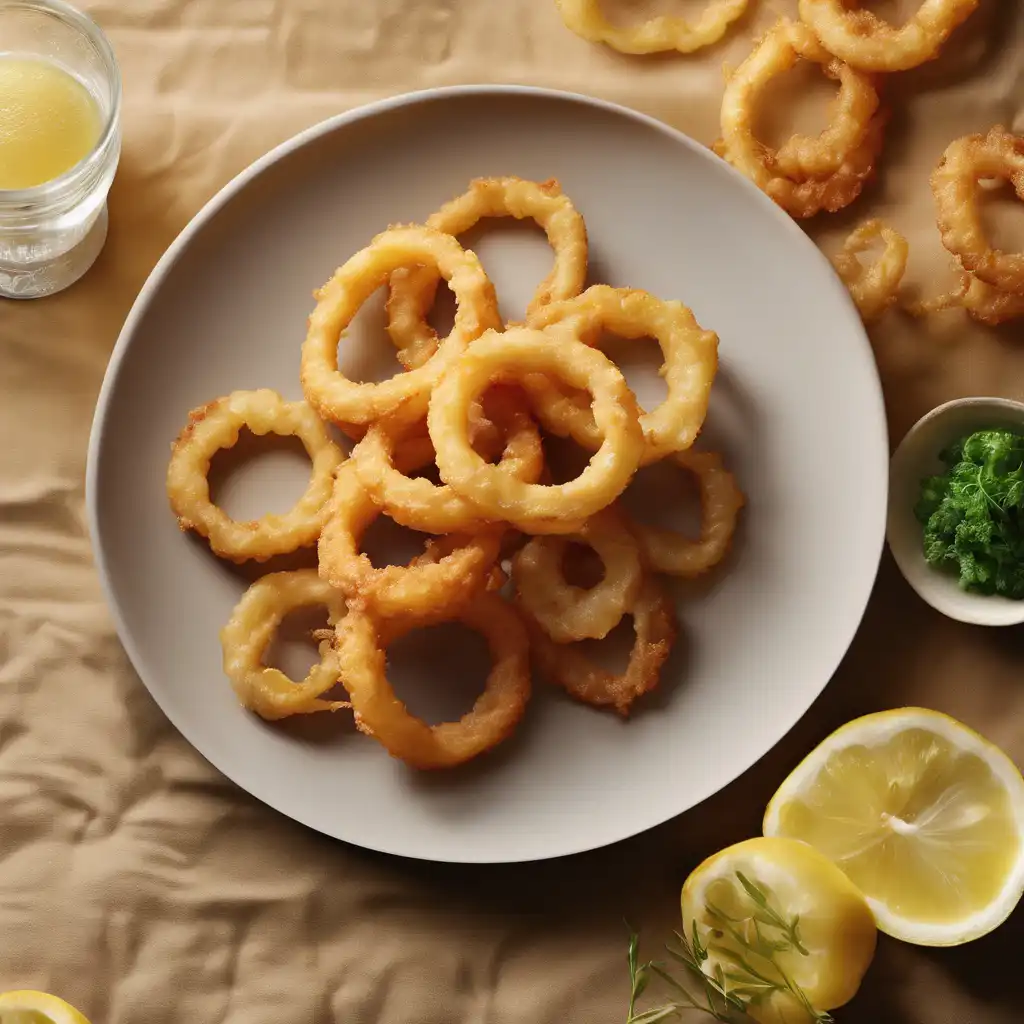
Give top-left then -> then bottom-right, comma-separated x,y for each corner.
0,0 -> 122,299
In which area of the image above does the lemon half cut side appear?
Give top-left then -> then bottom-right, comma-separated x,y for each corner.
0,992 -> 91,1024
764,708 -> 1024,947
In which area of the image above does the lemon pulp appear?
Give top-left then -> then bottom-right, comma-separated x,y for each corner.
0,55 -> 102,190
764,709 -> 1024,945
772,727 -> 1020,925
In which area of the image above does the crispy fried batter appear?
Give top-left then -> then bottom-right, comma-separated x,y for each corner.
933,127 -> 1024,294
220,569 -> 351,721
525,573 -> 678,717
428,326 -> 645,535
301,224 -> 501,426
352,388 -> 544,534
798,0 -> 980,73
512,506 -> 643,643
166,389 -> 343,562
334,593 -> 531,769
628,450 -> 746,578
554,0 -> 749,55
318,461 -> 503,621
714,20 -> 885,219
523,285 -> 719,464
386,177 -> 588,370
832,219 -> 910,322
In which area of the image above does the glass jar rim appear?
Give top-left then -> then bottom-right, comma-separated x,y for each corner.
0,0 -> 122,206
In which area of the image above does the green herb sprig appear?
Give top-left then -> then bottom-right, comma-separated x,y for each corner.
625,873 -> 832,1024
915,429 -> 1024,599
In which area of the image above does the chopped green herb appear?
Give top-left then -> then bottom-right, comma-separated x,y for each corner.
914,429 -> 1024,599
624,872 -> 832,1023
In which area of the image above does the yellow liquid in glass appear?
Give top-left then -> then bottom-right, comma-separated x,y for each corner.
0,55 -> 102,190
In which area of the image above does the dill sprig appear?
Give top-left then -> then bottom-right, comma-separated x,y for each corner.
625,872 -> 833,1024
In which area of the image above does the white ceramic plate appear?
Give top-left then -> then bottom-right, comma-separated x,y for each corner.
87,86 -> 887,863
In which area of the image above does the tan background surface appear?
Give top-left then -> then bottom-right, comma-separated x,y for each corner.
1,0 -> 1023,1021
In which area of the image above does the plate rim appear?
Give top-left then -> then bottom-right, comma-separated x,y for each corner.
85,83 -> 889,863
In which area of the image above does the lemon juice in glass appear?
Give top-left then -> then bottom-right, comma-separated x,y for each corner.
0,0 -> 121,298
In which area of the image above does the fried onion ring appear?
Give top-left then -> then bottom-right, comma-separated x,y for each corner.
932,127 -> 1024,294
798,0 -> 980,74
352,390 -> 544,534
386,177 -> 588,370
428,327 -> 645,535
220,569 -> 350,721
334,593 -> 531,769
525,573 -> 678,717
629,450 -> 745,578
301,225 -> 500,426
523,285 -> 719,463
715,20 -> 885,219
832,219 -> 909,322
958,276 -> 1024,326
554,0 -> 749,55
318,461 -> 502,619
909,270 -> 1024,327
165,389 -> 344,563
512,507 -> 643,643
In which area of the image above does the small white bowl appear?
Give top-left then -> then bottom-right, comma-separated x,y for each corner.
888,397 -> 1024,626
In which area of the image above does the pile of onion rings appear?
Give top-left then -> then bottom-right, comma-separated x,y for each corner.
551,1 -> 995,323
552,3 -> 999,325
165,176 -> 745,769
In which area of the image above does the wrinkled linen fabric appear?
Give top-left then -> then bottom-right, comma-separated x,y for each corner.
1,1 -> 1022,1021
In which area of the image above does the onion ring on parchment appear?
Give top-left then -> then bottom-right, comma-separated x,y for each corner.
798,0 -> 980,74
714,20 -> 885,219
554,0 -> 749,55
932,127 -> 1024,294
220,570 -> 350,721
318,461 -> 502,620
512,506 -> 643,643
629,450 -> 745,578
832,219 -> 909,322
773,62 -> 880,182
525,573 -> 678,717
428,327 -> 645,535
386,177 -> 588,370
300,224 -> 500,426
523,285 -> 719,463
958,277 -> 1024,326
909,270 -> 1024,327
333,593 -> 531,769
165,389 -> 344,563
352,388 -> 544,534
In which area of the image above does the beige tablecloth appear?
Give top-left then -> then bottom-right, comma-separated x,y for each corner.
2,1 -> 1023,1021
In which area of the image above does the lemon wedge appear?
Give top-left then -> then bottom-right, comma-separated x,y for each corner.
680,836 -> 877,1023
0,992 -> 91,1024
763,707 -> 1024,947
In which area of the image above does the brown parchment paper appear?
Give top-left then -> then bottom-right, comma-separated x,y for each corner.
1,1 -> 1023,1022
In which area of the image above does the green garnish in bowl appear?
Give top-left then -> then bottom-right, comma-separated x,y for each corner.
914,429 -> 1024,599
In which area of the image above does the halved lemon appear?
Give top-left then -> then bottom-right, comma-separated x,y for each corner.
0,992 -> 91,1024
763,707 -> 1024,946
680,836 -> 877,1024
